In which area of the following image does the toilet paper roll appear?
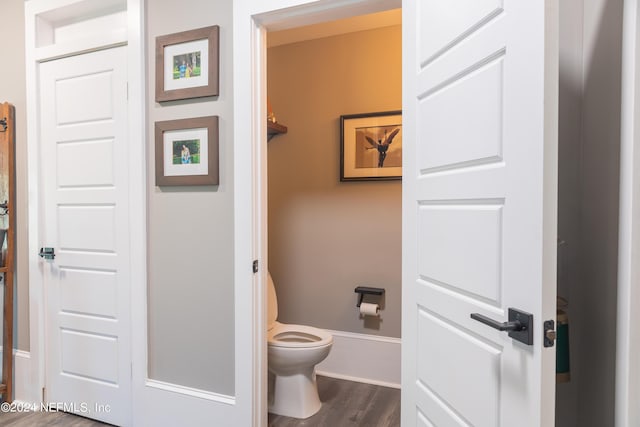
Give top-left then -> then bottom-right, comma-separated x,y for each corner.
360,302 -> 380,316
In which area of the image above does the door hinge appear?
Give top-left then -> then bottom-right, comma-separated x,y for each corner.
42,386 -> 46,402
544,319 -> 556,347
252,260 -> 259,273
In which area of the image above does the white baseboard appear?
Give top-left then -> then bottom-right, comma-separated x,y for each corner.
316,330 -> 401,389
3,332 -> 401,407
0,348 -> 33,403
14,350 -> 33,403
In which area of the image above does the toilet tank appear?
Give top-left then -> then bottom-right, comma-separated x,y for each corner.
267,272 -> 278,330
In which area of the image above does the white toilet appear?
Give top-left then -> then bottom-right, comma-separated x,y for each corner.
267,272 -> 333,419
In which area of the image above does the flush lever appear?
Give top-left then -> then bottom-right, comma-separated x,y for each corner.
470,308 -> 534,346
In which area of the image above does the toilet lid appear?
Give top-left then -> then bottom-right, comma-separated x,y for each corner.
268,322 -> 333,348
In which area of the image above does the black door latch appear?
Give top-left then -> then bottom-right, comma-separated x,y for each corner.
39,247 -> 55,260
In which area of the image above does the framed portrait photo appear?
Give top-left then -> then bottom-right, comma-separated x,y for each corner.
155,116 -> 219,186
340,110 -> 402,181
156,25 -> 219,102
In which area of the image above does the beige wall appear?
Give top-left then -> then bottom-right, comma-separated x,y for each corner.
267,25 -> 402,338
146,0 -> 235,394
0,0 -> 29,352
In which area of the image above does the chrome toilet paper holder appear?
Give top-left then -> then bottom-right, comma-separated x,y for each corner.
354,286 -> 385,307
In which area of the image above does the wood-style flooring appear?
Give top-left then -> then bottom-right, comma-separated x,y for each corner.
0,410 -> 111,426
0,376 -> 400,427
268,376 -> 401,427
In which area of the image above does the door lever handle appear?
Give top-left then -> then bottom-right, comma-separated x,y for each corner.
470,313 -> 523,332
470,308 -> 534,346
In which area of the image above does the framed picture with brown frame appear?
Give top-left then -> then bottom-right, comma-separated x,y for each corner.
155,25 -> 219,102
155,116 -> 219,186
340,110 -> 402,181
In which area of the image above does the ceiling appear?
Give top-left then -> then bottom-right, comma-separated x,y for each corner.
267,8 -> 401,48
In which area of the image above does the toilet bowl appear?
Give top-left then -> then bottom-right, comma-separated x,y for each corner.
267,273 -> 333,419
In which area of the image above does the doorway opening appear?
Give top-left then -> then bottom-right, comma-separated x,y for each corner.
263,7 -> 402,424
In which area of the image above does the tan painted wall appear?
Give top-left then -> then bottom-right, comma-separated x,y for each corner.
0,0 -> 29,352
267,25 -> 402,338
146,0 -> 235,394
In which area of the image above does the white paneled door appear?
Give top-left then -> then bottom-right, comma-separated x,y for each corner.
39,46 -> 131,426
402,1 -> 558,426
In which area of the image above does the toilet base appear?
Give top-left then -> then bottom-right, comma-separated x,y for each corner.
268,368 -> 321,419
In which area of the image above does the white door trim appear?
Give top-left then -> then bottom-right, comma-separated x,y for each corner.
233,1 -> 400,425
617,1 -> 640,425
124,0 -> 147,425
25,0 -> 146,418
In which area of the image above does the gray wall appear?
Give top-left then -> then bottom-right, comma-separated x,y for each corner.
577,0 -> 623,425
556,0 -> 623,426
556,0 -> 584,424
267,25 -> 402,338
146,0 -> 235,394
0,0 -> 29,352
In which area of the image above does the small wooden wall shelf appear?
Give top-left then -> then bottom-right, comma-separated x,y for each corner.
0,103 -> 15,403
267,121 -> 287,141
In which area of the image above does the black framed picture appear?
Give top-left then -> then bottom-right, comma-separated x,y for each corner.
340,110 -> 402,181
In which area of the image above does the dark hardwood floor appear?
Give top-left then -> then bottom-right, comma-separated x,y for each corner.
0,376 -> 400,427
0,410 -> 111,426
269,376 -> 401,427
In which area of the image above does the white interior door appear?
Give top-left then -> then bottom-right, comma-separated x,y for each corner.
402,1 -> 558,426
39,46 -> 131,426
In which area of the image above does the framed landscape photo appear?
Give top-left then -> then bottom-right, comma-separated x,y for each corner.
155,116 -> 219,186
156,25 -> 219,102
340,110 -> 402,181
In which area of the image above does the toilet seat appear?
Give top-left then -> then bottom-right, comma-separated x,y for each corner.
268,322 -> 333,348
